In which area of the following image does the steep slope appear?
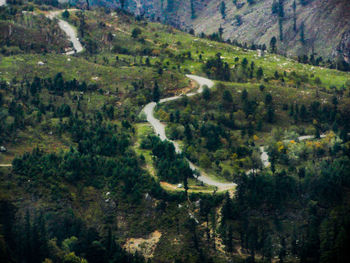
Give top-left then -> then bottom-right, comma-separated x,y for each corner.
70,0 -> 350,61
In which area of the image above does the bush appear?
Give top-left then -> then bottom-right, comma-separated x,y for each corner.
62,10 -> 70,19
131,27 -> 142,38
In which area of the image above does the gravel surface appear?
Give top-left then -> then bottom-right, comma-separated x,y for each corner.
143,74 -> 236,191
46,9 -> 83,54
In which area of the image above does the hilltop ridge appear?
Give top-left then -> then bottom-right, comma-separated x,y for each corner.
67,0 -> 350,65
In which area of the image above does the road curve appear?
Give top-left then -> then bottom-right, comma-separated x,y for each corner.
46,9 -> 83,54
143,75 -> 236,191
0,164 -> 12,167
260,134 -> 329,168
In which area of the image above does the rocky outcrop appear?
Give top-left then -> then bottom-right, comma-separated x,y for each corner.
337,30 -> 350,63
68,0 -> 350,60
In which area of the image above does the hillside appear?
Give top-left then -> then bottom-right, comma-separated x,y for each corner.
71,0 -> 350,64
0,2 -> 350,263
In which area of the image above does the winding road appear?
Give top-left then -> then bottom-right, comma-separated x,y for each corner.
143,75 -> 237,191
46,9 -> 83,54
142,75 -> 335,190
0,9 -> 83,169
0,8 -> 336,190
0,164 -> 12,167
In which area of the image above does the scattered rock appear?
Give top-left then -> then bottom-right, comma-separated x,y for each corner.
124,230 -> 162,258
144,193 -> 152,201
194,200 -> 201,208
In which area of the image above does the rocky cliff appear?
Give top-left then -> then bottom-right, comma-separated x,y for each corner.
69,0 -> 350,61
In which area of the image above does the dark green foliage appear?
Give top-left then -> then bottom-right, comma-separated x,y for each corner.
279,17 -> 283,41
153,81 -> 160,102
272,0 -> 279,14
0,200 -> 146,263
85,37 -> 98,54
265,93 -> 272,105
278,0 -> 284,17
300,0 -> 311,6
241,89 -> 248,101
300,22 -> 305,44
293,0 -> 297,31
222,89 -> 233,105
200,123 -> 225,151
132,27 -> 142,38
220,1 -> 226,19
235,15 -> 242,26
190,0 -> 196,19
256,67 -> 264,80
62,9 -> 70,19
202,85 -> 211,101
57,103 -> 72,117
270,36 -> 277,53
141,135 -> 194,184
241,58 -> 248,68
166,0 -> 175,12
203,53 -> 230,81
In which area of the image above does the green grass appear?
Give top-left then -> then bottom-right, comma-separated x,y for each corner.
134,123 -> 218,192
1,6 -> 349,185
134,123 -> 156,177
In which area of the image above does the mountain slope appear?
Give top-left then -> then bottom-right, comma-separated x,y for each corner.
74,0 -> 350,62
1,3 -> 350,263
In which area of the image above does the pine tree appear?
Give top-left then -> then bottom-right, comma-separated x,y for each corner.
184,123 -> 192,141
62,9 -> 70,19
202,85 -> 211,100
24,210 -> 32,261
300,22 -> 305,44
220,2 -> 226,19
270,36 -> 277,53
153,81 -> 160,103
279,18 -> 283,41
190,0 -> 196,19
226,225 -> 233,253
257,67 -> 264,80
293,0 -> 297,31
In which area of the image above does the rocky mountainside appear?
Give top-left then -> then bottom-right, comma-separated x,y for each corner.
69,0 -> 350,62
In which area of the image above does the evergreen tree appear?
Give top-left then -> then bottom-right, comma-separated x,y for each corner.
132,27 -> 142,38
153,81 -> 160,103
279,18 -> 283,41
241,89 -> 248,101
202,85 -> 211,101
190,0 -> 196,19
62,9 -> 70,19
272,0 -> 279,14
270,36 -> 277,53
184,123 -> 192,141
220,1 -> 226,19
300,22 -> 305,44
257,67 -> 264,80
267,106 -> 275,123
293,0 -> 297,32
